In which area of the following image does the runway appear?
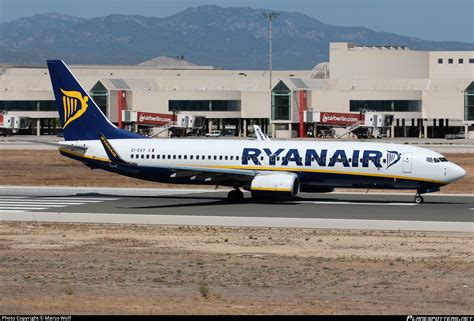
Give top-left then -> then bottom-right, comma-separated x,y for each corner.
0,186 -> 472,232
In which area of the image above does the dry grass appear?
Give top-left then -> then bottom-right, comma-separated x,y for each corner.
0,222 -> 472,314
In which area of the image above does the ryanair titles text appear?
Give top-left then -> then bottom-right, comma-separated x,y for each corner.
242,148 -> 401,168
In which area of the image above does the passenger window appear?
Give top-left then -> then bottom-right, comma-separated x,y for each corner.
157,155 -> 160,159
230,156 -> 233,160
131,154 -> 134,159
173,155 -> 176,159
151,155 -> 155,159
195,155 -> 199,160
146,155 -> 150,159
382,159 -> 386,163
207,156 -> 211,160
236,156 -> 239,161
214,156 -> 217,160
178,155 -> 181,159
184,155 -> 187,160
260,156 -> 264,161
225,156 -> 228,160
219,156 -> 223,160
277,157 -> 280,161
348,158 -> 352,163
141,155 -> 144,159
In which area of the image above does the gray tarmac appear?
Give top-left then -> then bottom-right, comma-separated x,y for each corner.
0,186 -> 472,232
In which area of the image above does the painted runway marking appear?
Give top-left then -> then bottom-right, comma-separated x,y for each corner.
0,201 -> 89,205
0,207 -> 47,211
304,201 -> 417,206
0,197 -> 118,213
0,196 -> 27,199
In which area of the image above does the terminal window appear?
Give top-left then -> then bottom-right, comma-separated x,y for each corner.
438,58 -> 443,64
470,59 -> 474,64
448,58 -> 453,64
459,58 -> 464,64
0,100 -> 57,112
168,100 -> 240,112
271,81 -> 291,121
350,100 -> 421,112
465,82 -> 474,121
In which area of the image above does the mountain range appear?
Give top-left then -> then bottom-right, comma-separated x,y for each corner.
0,5 -> 472,69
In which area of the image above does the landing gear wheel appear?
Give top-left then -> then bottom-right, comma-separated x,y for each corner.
414,195 -> 424,204
227,189 -> 244,203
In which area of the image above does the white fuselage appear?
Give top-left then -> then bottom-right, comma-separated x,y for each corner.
60,138 -> 466,189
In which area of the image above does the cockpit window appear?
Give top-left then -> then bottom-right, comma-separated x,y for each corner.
434,158 -> 440,163
426,157 -> 433,163
439,157 -> 448,162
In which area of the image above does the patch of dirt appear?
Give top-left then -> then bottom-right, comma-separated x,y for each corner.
0,222 -> 472,314
0,150 -> 472,193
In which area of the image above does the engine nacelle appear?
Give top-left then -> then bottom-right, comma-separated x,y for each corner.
250,172 -> 300,197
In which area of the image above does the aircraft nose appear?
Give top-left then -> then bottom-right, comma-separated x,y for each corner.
450,163 -> 466,182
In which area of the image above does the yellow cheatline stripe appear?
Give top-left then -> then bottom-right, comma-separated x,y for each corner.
251,187 -> 292,192
188,164 -> 448,185
59,147 -> 110,163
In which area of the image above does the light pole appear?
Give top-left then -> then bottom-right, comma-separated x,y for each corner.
263,11 -> 279,90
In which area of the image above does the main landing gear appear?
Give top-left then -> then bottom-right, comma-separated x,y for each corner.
227,189 -> 244,203
414,194 -> 424,204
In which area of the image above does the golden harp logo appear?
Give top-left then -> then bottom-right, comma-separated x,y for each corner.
60,89 -> 89,128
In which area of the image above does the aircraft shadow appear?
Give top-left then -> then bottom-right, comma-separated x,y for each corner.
34,193 -> 464,206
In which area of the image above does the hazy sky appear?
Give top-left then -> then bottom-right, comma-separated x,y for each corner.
0,0 -> 473,42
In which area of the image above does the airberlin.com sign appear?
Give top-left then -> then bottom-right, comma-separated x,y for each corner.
319,112 -> 364,126
137,112 -> 175,126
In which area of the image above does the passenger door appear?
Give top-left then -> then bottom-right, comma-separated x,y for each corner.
402,153 -> 412,173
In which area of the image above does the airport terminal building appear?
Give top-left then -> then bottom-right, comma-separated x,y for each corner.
0,42 -> 473,138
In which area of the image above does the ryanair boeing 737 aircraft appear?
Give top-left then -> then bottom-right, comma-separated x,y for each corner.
47,60 -> 466,203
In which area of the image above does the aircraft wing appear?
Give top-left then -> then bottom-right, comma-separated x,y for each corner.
98,134 -> 256,183
143,163 -> 257,182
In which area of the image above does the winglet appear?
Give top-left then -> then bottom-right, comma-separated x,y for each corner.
98,133 -> 131,165
254,125 -> 270,141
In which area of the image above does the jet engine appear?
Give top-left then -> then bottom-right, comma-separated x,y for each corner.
249,172 -> 300,198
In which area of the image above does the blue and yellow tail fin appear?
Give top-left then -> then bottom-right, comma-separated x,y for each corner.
47,60 -> 142,141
